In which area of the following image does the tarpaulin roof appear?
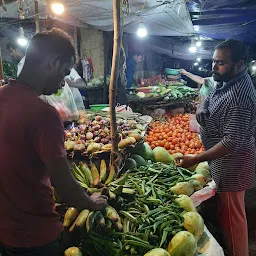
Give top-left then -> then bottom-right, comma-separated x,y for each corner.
187,0 -> 256,43
0,0 -> 194,37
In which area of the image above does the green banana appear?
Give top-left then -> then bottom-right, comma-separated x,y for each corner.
95,211 -> 106,227
109,172 -> 129,186
80,162 -> 93,187
86,211 -> 100,232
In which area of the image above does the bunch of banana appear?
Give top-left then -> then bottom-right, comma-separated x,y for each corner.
71,161 -> 135,200
63,205 -> 124,233
71,160 -> 115,189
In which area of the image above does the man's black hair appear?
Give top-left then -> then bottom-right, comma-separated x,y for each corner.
133,51 -> 143,57
25,28 -> 75,64
215,38 -> 249,63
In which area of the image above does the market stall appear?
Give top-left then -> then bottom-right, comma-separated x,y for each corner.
57,116 -> 223,255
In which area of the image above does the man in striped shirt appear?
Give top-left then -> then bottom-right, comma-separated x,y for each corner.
178,39 -> 256,256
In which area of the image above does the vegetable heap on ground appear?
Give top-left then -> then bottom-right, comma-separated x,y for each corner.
145,114 -> 204,155
61,143 -> 211,256
64,114 -> 144,156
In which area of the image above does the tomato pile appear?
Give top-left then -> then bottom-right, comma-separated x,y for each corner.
145,114 -> 204,155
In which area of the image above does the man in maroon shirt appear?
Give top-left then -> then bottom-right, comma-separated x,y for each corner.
0,29 -> 107,256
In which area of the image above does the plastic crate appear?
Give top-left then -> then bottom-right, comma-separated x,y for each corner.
90,104 -> 109,111
165,68 -> 180,75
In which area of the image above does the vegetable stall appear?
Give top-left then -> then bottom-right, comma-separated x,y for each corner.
58,133 -> 221,256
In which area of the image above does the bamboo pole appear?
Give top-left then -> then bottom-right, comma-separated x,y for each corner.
34,0 -> 40,33
0,48 -> 3,82
109,0 -> 121,167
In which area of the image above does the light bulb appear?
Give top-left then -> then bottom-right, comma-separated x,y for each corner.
17,37 -> 28,46
197,57 -> 201,62
199,67 -> 202,71
193,25 -> 200,32
51,2 -> 65,15
252,65 -> 256,71
196,41 -> 202,47
194,62 -> 199,66
137,23 -> 147,37
189,46 -> 197,53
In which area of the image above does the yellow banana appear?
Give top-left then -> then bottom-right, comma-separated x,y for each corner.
90,163 -> 100,186
63,207 -> 79,228
69,209 -> 90,232
100,159 -> 108,183
104,205 -> 120,222
105,165 -> 116,185
113,220 -> 123,232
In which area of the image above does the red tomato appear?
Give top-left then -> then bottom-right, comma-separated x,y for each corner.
172,138 -> 178,144
164,142 -> 170,150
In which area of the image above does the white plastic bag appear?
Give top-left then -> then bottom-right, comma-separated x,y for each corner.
70,87 -> 85,111
46,83 -> 79,121
190,181 -> 216,207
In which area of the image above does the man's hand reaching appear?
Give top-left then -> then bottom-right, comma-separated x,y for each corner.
90,193 -> 108,211
175,154 -> 200,168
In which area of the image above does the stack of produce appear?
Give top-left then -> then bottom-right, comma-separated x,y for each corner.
64,115 -> 144,156
62,143 -> 211,256
86,75 -> 110,89
145,114 -> 204,155
133,84 -> 196,101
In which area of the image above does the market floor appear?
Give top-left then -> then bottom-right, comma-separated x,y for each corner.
201,187 -> 256,256
246,188 -> 256,256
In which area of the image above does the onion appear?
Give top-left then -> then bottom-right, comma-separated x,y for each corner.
94,137 -> 101,143
101,138 -> 108,144
100,132 -> 106,138
86,132 -> 94,140
103,127 -> 110,134
79,125 -> 87,131
65,131 -> 72,138
70,127 -> 77,133
95,115 -> 103,121
99,120 -> 107,126
73,144 -> 86,152
93,131 -> 99,137
92,120 -> 98,126
93,125 -> 101,131
80,134 -> 86,140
